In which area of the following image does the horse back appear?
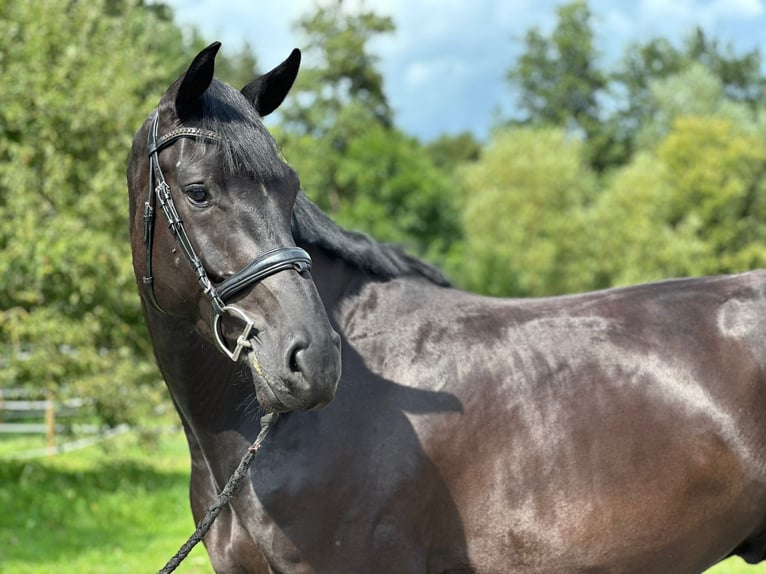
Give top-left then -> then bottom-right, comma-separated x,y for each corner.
335,270 -> 766,572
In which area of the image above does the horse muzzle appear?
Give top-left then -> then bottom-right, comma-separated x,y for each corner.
245,325 -> 342,412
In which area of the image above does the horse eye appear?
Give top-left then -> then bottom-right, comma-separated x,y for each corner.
185,185 -> 209,205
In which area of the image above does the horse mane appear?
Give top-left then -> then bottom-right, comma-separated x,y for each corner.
192,79 -> 450,287
292,192 -> 452,287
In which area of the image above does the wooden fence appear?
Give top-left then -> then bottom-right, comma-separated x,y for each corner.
0,388 -> 128,459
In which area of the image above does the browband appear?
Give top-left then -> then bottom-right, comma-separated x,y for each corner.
147,126 -> 223,156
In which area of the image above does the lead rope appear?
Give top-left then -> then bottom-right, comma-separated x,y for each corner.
158,412 -> 279,574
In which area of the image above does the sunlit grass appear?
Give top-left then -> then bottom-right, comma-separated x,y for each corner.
708,557 -> 766,574
0,430 -> 213,573
0,433 -> 48,457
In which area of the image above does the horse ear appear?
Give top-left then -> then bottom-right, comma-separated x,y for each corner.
175,41 -> 221,120
241,48 -> 301,117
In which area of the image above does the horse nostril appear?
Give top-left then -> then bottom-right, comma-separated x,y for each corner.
287,340 -> 308,374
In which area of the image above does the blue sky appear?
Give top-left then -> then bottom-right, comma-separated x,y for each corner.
163,0 -> 766,141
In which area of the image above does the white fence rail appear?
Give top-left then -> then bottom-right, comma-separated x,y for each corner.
0,388 -> 108,458
2,424 -> 131,460
1,397 -> 89,418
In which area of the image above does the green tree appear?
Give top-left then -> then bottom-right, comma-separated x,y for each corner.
283,0 -> 394,136
506,1 -> 612,169
457,127 -> 596,296
583,56 -> 766,286
657,116 -> 766,273
425,132 -> 482,175
619,27 -> 766,116
279,1 -> 461,260
633,63 -> 759,150
587,115 -> 766,287
613,27 -> 765,161
0,0 -> 193,424
507,1 -> 766,172
586,153 -> 707,287
332,123 -> 461,258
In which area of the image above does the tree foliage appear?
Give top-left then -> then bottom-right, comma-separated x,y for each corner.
283,0 -> 394,135
460,0 -> 766,298
426,132 -> 482,175
585,115 -> 766,286
460,106 -> 766,297
278,0 -> 461,260
655,116 -> 766,273
507,1 -> 605,134
507,0 -> 766,173
506,1 -> 614,169
0,0 -> 194,423
4,0 -> 766,427
458,128 -> 596,296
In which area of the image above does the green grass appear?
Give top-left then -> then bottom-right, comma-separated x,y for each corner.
0,430 -> 765,573
711,558 -> 766,574
0,430 -> 213,574
0,433 -> 49,457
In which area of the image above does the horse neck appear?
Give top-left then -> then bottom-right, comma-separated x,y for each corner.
300,243 -> 367,324
142,305 -> 255,448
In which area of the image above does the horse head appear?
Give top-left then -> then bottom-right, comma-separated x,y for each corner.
127,42 -> 341,412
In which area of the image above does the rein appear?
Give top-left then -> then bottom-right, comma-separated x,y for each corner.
158,412 -> 279,574
143,111 -> 312,361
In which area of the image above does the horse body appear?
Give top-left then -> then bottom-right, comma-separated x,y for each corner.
149,247 -> 766,572
128,43 -> 766,573
330,268 -> 766,573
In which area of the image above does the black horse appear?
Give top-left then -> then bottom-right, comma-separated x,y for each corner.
127,42 -> 766,573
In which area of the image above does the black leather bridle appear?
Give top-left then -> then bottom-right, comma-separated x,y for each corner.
143,111 -> 312,361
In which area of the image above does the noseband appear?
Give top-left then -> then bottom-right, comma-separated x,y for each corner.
143,111 -> 312,361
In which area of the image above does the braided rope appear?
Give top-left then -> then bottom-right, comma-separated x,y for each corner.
157,413 -> 279,574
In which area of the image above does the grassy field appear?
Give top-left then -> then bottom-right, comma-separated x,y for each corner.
0,430 -> 213,574
1,430 -> 765,573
